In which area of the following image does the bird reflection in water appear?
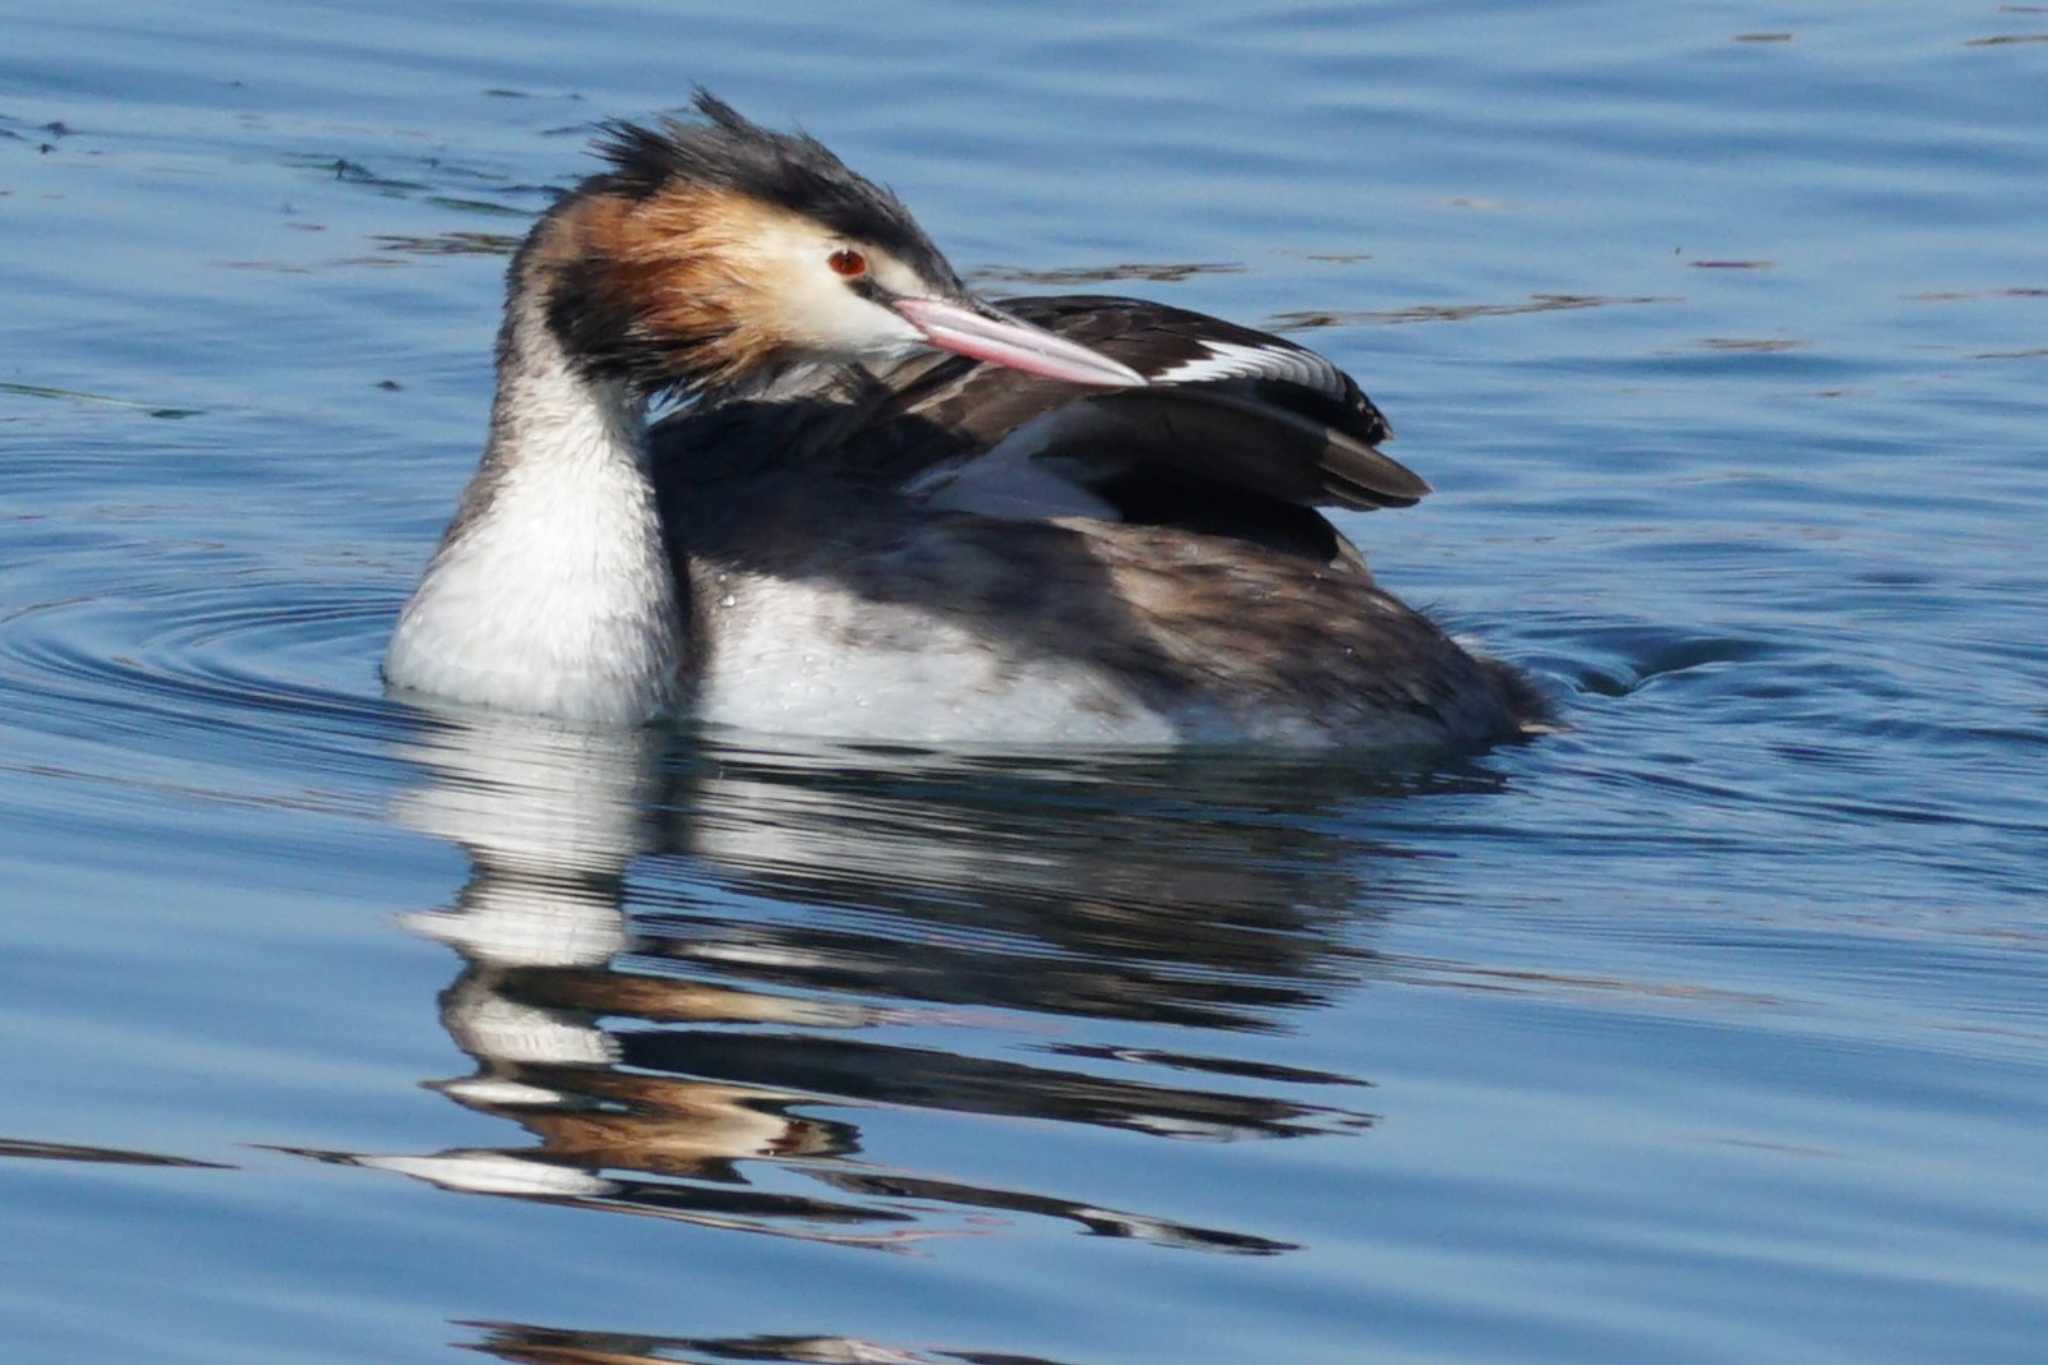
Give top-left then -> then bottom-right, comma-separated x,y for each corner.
290,710 -> 1499,1253
458,1318 -> 1079,1364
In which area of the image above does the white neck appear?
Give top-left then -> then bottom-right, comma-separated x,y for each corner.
385,297 -> 682,724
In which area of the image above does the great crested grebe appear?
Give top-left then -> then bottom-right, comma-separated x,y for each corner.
386,92 -> 1543,746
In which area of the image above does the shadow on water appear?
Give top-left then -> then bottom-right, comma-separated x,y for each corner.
277,708 -> 1517,1258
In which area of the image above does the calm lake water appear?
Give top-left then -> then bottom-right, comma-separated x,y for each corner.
4,2 -> 2045,1361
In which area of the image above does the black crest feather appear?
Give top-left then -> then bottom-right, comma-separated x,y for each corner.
590,90 -> 959,292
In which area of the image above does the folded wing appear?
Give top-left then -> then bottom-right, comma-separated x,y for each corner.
650,294 -> 1423,564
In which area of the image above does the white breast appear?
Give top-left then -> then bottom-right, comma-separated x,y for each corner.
385,355 -> 681,725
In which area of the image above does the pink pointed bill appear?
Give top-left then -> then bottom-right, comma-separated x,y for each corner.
895,298 -> 1146,388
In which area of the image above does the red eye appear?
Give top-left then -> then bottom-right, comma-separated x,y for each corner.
828,248 -> 867,278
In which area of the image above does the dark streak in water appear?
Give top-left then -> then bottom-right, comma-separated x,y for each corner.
288,155 -> 432,192
0,1137 -> 233,1168
970,261 -> 1244,286
1697,337 -> 1808,352
0,380 -> 201,417
1270,293 -> 1678,329
373,231 -> 524,256
1039,1043 -> 1373,1088
1906,287 -> 2048,301
424,196 -> 535,218
1376,957 -> 1784,1009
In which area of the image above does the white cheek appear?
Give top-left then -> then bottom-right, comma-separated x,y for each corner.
807,278 -> 923,357
858,303 -> 930,359
739,226 -> 928,359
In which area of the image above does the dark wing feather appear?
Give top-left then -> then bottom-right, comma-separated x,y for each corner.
647,294 -> 1425,561
858,295 -> 1423,512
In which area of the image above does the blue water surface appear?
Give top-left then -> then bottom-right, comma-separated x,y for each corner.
3,3 -> 2045,1362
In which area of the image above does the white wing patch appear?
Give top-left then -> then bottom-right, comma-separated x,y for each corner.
903,409 -> 1122,522
1149,338 -> 1346,396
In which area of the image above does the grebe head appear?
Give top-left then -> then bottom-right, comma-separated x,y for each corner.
526,90 -> 1144,396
